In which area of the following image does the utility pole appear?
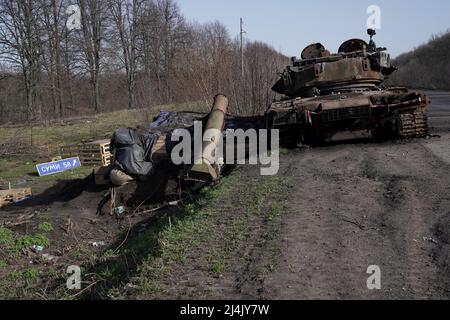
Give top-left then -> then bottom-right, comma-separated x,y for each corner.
240,18 -> 246,79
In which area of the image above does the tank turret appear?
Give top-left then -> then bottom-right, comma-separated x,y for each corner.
272,29 -> 397,98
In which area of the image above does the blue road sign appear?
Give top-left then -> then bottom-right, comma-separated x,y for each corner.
36,157 -> 82,177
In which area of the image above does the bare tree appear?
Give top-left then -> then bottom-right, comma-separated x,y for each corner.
110,0 -> 145,109
40,0 -> 67,117
77,0 -> 107,113
188,21 -> 234,104
0,0 -> 44,120
140,0 -> 187,104
245,42 -> 287,115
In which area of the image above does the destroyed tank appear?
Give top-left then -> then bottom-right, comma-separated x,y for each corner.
266,29 -> 429,145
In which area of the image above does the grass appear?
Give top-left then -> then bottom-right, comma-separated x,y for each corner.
37,222 -> 54,233
0,227 -> 52,298
212,260 -> 225,275
14,234 -> 50,252
280,148 -> 290,156
0,226 -> 51,253
0,227 -> 14,245
0,156 -> 95,194
22,269 -> 39,283
2,268 -> 39,289
0,101 -> 207,195
0,101 -> 207,154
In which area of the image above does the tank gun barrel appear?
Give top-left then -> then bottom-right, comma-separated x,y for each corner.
187,94 -> 228,182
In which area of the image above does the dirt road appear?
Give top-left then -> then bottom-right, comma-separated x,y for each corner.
262,91 -> 450,299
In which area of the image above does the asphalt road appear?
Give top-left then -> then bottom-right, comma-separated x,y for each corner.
426,90 -> 450,133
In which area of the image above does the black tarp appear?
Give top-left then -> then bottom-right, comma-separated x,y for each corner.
146,111 -> 265,132
146,111 -> 206,132
111,128 -> 159,176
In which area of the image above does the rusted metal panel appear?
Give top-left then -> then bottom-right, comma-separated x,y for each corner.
308,57 -> 383,87
320,95 -> 371,111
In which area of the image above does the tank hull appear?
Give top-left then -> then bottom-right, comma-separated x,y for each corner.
266,88 -> 429,145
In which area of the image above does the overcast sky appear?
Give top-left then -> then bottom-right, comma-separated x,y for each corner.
177,0 -> 450,58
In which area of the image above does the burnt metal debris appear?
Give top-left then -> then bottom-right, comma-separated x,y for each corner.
267,29 -> 429,145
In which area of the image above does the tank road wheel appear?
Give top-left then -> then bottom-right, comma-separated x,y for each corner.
397,108 -> 429,139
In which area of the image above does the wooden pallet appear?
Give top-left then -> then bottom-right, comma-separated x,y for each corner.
0,179 -> 11,191
60,144 -> 80,156
0,188 -> 32,208
61,139 -> 112,166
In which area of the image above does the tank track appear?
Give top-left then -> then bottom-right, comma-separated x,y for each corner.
398,107 -> 429,139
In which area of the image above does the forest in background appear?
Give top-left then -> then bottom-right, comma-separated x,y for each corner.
0,0 -> 289,124
389,30 -> 450,90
